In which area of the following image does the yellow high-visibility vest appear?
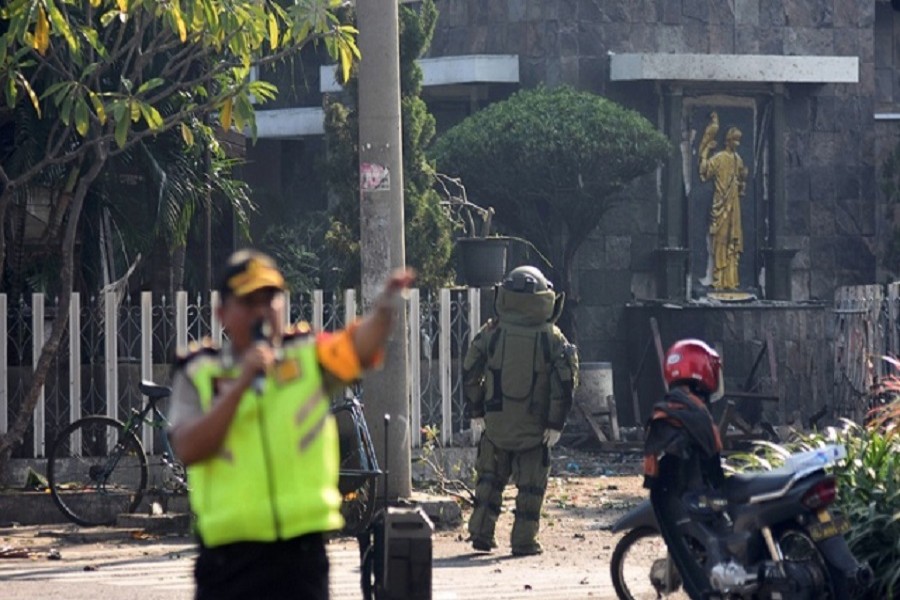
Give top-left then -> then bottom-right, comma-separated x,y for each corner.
184,334 -> 343,547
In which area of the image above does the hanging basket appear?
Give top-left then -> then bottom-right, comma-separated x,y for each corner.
456,237 -> 510,287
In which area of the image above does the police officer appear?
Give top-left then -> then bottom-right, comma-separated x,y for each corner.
463,266 -> 579,556
168,249 -> 414,600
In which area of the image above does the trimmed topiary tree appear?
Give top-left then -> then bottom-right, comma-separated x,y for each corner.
431,85 -> 669,339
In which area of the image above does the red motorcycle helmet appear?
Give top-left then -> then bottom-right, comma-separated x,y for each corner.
663,339 -> 723,400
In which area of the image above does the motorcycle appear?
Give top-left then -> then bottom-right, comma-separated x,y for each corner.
609,444 -> 872,599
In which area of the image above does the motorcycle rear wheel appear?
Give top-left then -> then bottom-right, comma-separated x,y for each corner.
778,527 -> 839,599
610,526 -> 691,600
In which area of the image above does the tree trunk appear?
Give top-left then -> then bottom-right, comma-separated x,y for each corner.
0,150 -> 106,481
556,231 -> 585,346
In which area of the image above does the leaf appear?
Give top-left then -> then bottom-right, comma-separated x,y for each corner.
47,1 -> 79,52
180,122 -> 194,146
40,81 -> 69,101
79,27 -> 107,57
267,12 -> 279,50
115,112 -> 129,148
18,74 -> 41,117
110,99 -> 126,123
32,5 -> 50,55
130,100 -> 140,122
88,91 -> 106,125
60,86 -> 75,124
90,0 -> 101,7
136,78 -> 164,95
339,45 -> 351,83
5,76 -> 17,107
74,96 -> 90,136
171,2 -> 187,42
219,97 -> 232,130
100,10 -> 118,27
139,103 -> 163,129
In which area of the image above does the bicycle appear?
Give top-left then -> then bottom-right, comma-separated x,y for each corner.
46,380 -> 187,527
48,378 -> 382,533
332,394 -> 382,537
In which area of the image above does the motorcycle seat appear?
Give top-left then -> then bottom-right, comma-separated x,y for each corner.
724,468 -> 797,503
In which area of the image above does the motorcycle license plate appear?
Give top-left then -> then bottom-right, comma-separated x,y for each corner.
807,510 -> 850,542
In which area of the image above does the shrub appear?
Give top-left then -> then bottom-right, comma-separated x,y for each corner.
729,422 -> 900,597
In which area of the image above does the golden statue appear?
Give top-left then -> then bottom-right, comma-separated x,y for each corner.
698,112 -> 749,290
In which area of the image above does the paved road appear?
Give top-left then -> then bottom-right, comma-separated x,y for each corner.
0,537 -> 616,599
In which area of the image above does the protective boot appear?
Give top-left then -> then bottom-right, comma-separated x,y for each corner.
510,445 -> 549,556
467,438 -> 511,552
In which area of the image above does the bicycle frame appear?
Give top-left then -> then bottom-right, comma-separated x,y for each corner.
135,381 -> 187,492
332,394 -> 382,538
92,384 -> 185,493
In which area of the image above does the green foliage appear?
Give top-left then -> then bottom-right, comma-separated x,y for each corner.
259,212 -> 356,293
0,0 -> 359,292
730,423 -> 900,598
0,0 -> 360,466
322,0 -> 453,291
432,85 -> 669,241
430,85 -> 669,337
0,0 -> 358,149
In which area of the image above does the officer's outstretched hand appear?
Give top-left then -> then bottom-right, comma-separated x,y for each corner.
542,428 -> 561,448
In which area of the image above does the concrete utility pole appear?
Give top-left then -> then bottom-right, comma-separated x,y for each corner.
356,0 -> 411,499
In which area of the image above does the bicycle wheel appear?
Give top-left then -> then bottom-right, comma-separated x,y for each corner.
610,526 -> 689,600
340,471 -> 378,537
47,416 -> 148,527
334,401 -> 380,536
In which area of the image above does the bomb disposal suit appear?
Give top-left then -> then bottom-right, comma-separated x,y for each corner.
463,266 -> 579,555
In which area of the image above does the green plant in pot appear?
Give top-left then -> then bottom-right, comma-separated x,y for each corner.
435,173 -> 509,287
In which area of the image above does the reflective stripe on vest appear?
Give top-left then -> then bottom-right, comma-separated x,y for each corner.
185,337 -> 343,547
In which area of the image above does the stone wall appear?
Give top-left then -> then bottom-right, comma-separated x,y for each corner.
624,303 -> 831,428
426,0 -> 884,420
874,2 -> 900,283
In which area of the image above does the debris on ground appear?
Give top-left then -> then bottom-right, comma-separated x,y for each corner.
0,545 -> 30,558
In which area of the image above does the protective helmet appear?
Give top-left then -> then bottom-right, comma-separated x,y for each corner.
502,266 -> 553,294
663,339 -> 723,400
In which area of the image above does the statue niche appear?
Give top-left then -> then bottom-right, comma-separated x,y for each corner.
691,107 -> 755,297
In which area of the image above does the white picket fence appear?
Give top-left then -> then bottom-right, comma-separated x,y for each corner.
0,287 -> 482,458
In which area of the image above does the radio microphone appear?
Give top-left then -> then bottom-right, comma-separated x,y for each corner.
252,319 -> 268,394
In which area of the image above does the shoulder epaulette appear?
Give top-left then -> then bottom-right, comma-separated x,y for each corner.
283,320 -> 313,341
174,338 -> 219,368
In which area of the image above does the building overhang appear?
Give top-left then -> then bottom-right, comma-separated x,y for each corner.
251,54 -> 520,139
252,107 -> 325,139
320,54 -> 519,93
609,53 -> 858,84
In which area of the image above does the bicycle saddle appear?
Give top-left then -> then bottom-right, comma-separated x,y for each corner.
140,380 -> 172,398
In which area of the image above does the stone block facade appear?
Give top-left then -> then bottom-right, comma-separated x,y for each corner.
424,0 -> 895,420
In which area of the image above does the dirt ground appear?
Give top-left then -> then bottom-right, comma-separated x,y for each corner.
0,447 -> 653,599
429,447 -> 648,561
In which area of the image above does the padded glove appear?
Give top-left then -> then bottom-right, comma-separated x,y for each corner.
471,417 -> 485,443
542,428 -> 561,448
